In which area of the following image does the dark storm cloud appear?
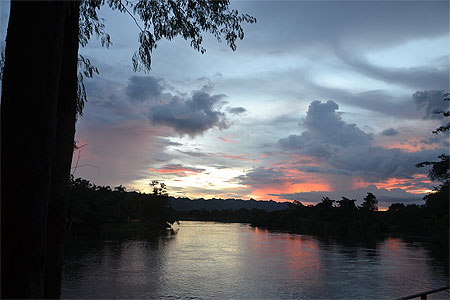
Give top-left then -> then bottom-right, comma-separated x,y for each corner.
327,146 -> 441,181
236,166 -> 289,187
278,100 -> 443,181
83,76 -> 147,125
86,73 -> 237,137
381,128 -> 398,136
279,100 -> 372,153
148,91 -> 229,137
125,76 -> 163,102
413,90 -> 448,119
227,106 -> 247,115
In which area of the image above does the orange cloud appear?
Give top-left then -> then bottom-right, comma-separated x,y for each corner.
377,138 -> 441,153
354,174 -> 433,194
248,176 -> 330,202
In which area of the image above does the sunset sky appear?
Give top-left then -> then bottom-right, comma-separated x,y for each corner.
3,1 -> 448,207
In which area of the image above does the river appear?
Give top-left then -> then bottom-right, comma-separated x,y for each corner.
62,221 -> 449,299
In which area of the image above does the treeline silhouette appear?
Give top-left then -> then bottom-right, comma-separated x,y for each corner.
67,175 -> 448,246
169,197 -> 289,212
178,190 -> 448,246
250,191 -> 448,246
66,177 -> 176,236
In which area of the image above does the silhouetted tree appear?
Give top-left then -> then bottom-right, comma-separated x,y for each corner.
432,92 -> 450,134
289,200 -> 304,209
360,193 -> 378,211
1,1 -> 255,298
416,92 -> 450,187
2,3 -> 80,298
415,92 -> 449,246
337,197 -> 357,212
150,180 -> 168,196
114,185 -> 126,193
316,197 -> 335,209
415,93 -> 449,192
388,203 -> 405,213
416,154 -> 450,185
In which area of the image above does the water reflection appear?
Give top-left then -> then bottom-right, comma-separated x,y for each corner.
249,227 -> 323,295
63,235 -> 174,298
62,221 -> 449,299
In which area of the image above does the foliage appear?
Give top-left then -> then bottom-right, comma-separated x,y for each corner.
416,92 -> 450,187
76,55 -> 99,118
360,192 -> 378,211
246,198 -> 442,245
432,93 -> 450,134
336,197 -> 357,213
79,0 -> 112,49
316,197 -> 335,209
150,180 -> 168,196
414,92 -> 449,246
416,154 -> 449,185
177,192 -> 446,246
0,51 -> 4,80
388,203 -> 405,212
75,0 -> 256,116
67,176 -> 176,234
288,199 -> 304,209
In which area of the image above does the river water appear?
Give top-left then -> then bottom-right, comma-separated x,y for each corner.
62,221 -> 449,299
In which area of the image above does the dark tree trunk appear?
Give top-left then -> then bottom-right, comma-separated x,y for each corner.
44,2 -> 80,298
1,1 -> 78,298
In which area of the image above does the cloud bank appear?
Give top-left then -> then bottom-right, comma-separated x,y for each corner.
148,91 -> 230,137
278,100 -> 443,182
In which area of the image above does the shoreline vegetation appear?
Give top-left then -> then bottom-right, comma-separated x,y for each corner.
66,176 -> 448,250
66,178 -> 176,239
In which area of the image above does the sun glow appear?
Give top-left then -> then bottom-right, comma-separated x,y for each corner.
248,181 -> 331,202
128,166 -> 247,198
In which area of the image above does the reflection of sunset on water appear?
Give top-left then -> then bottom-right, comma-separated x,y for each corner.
250,227 -> 323,288
62,222 -> 449,299
376,238 -> 442,295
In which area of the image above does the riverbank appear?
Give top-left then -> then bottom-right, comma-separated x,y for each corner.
175,206 -> 449,248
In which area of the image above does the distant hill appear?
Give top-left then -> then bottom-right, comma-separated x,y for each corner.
169,197 -> 290,212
